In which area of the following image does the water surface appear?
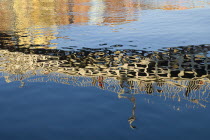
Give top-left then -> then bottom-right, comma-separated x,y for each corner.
0,0 -> 210,140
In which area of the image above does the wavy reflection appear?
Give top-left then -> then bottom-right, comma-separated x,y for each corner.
1,0 -> 210,28
1,33 -> 210,128
1,0 -> 210,29
0,0 -> 210,130
1,0 -> 210,50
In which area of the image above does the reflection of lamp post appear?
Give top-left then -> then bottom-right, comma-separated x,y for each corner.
20,80 -> 25,88
118,93 -> 137,129
128,96 -> 136,129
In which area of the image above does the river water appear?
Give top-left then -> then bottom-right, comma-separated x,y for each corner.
0,0 -> 210,140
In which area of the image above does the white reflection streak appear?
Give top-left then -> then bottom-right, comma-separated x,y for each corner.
89,0 -> 105,25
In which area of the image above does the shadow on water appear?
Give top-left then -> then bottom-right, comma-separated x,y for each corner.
1,33 -> 210,129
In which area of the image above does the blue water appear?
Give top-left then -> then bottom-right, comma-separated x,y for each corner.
0,0 -> 210,139
0,80 -> 209,140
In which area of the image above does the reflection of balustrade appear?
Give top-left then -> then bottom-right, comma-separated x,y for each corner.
0,42 -> 210,108
1,43 -> 210,129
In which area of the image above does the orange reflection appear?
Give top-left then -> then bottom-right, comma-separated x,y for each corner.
0,0 -> 210,48
70,0 -> 90,24
0,0 -> 210,30
0,1 -> 15,31
140,0 -> 210,10
102,0 -> 140,25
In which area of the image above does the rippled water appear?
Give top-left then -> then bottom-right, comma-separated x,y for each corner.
0,0 -> 210,140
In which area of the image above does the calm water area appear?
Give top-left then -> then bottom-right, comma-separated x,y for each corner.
0,0 -> 210,140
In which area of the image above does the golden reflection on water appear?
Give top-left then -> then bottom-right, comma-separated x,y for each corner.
1,0 -> 210,27
0,0 -> 210,48
0,0 -> 210,29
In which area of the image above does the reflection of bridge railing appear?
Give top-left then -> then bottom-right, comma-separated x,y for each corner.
0,43 -> 210,108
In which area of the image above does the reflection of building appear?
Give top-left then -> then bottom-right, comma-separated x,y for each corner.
102,0 -> 140,25
13,0 -> 71,27
89,0 -> 141,25
1,0 -> 210,29
68,0 -> 140,25
0,0 -> 15,31
0,0 -> 72,48
140,0 -> 210,10
89,0 -> 106,24
12,0 -> 72,48
1,0 -> 210,48
0,0 -> 140,48
70,0 -> 91,24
